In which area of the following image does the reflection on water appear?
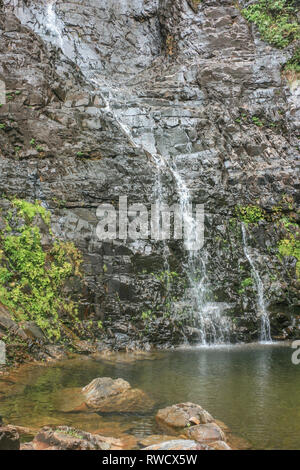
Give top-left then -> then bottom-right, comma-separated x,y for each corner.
0,343 -> 299,449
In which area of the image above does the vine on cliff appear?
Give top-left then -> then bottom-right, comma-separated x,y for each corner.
0,199 -> 83,340
242,0 -> 300,48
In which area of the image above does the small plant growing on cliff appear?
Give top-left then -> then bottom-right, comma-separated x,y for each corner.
282,47 -> 300,82
242,0 -> 300,48
252,116 -> 264,127
278,235 -> 300,279
241,277 -> 254,288
236,205 -> 265,224
0,199 -> 83,340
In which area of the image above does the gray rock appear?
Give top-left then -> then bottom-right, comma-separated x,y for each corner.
143,439 -> 213,450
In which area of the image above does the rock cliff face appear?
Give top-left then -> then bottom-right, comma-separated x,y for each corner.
0,0 -> 299,349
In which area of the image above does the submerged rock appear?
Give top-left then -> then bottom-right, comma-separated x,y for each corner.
56,377 -> 155,414
82,377 -> 155,414
0,426 -> 20,450
209,440 -> 232,450
143,439 -> 213,450
138,434 -> 182,448
156,402 -> 214,431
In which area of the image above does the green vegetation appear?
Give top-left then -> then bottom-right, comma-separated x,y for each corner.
141,310 -> 156,321
238,277 -> 254,295
242,0 -> 300,48
236,205 -> 265,224
283,47 -> 300,81
58,428 -> 85,439
0,199 -> 83,340
241,277 -> 254,288
0,123 -> 6,129
278,234 -> 300,279
252,116 -> 264,127
284,47 -> 300,72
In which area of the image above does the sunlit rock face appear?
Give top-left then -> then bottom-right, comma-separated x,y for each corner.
0,0 -> 299,348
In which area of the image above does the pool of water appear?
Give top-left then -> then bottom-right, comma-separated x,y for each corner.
0,342 -> 299,449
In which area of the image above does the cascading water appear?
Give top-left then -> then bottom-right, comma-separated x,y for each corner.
45,0 -> 63,50
13,0 -> 233,345
241,224 -> 272,343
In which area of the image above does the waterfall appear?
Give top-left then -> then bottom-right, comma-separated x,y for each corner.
45,0 -> 64,50
14,0 -> 233,345
241,224 -> 272,343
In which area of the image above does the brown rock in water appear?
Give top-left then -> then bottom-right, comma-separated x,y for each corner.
184,423 -> 225,444
138,434 -> 183,448
53,387 -> 87,413
156,402 -> 214,431
209,440 -> 232,450
28,426 -> 122,450
0,426 -> 20,450
81,377 -> 155,413
143,439 -> 214,450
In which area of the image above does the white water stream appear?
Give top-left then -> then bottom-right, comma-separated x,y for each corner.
241,224 -> 272,343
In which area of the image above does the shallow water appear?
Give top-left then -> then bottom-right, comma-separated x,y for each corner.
0,342 -> 299,449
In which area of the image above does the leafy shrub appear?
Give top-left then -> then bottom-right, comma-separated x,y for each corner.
242,0 -> 300,48
0,199 -> 83,340
278,235 -> 300,279
236,205 -> 265,224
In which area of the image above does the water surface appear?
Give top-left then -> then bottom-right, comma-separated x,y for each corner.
0,342 -> 299,449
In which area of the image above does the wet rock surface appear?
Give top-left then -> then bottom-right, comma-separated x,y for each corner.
22,426 -> 122,450
55,377 -> 155,414
156,402 -> 214,430
0,426 -> 20,450
0,0 -> 298,347
184,422 -> 226,443
81,377 -> 155,413
143,439 -> 213,450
